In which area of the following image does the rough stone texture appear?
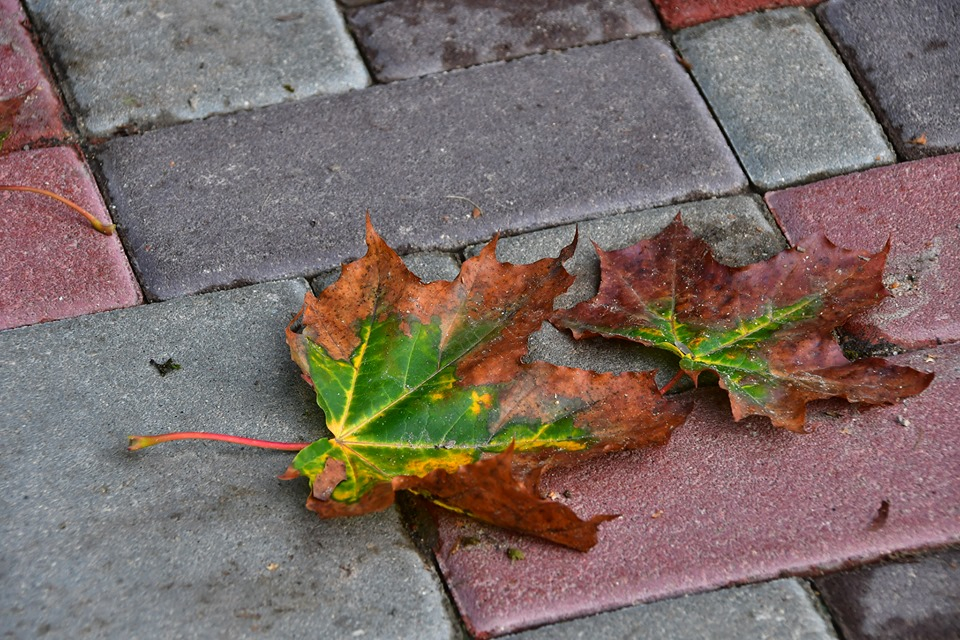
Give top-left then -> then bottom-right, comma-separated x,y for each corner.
0,146 -> 141,330
818,0 -> 960,161
429,343 -> 957,637
98,37 -> 746,301
652,0 -> 819,30
0,279 -> 458,639
507,579 -> 837,639
674,8 -> 894,191
23,0 -> 369,137
814,548 -> 960,640
0,0 -> 72,152
765,153 -> 960,351
312,250 -> 461,294
464,195 -> 787,388
348,0 -> 661,82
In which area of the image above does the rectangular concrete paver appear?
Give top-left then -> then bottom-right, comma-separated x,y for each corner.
98,36 -> 746,301
24,0 -> 369,137
0,0 -> 72,152
0,146 -> 141,330
674,8 -> 894,190
819,0 -> 960,160
428,340 -> 957,636
651,0 -> 818,30
506,579 -> 836,639
813,548 -> 960,640
0,279 -> 457,639
765,153 -> 960,351
348,0 -> 661,82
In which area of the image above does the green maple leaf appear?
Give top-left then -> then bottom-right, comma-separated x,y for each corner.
552,216 -> 933,432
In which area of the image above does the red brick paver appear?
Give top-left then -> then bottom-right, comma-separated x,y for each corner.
0,146 -> 141,330
766,153 -> 960,351
431,343 -> 957,637
0,0 -> 71,153
651,0 -> 818,30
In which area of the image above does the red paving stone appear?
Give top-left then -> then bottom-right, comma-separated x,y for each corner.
0,146 -> 141,330
0,0 -> 71,153
431,344 -> 958,637
765,154 -> 960,352
651,0 -> 818,30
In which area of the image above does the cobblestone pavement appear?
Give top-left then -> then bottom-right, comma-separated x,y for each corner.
1,1 -> 958,638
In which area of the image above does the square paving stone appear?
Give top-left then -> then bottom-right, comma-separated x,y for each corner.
427,343 -> 956,636
506,579 -> 836,639
0,146 -> 141,330
23,0 -> 369,137
0,0 -> 72,152
674,8 -> 895,191
0,279 -> 458,639
98,36 -> 746,301
652,0 -> 819,30
765,153 -> 960,351
348,0 -> 661,82
813,548 -> 960,640
818,0 -> 960,160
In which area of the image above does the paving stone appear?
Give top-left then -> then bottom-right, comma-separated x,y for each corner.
652,0 -> 818,30
464,195 -> 786,388
674,8 -> 895,191
506,579 -> 836,639
765,153 -> 960,351
428,342 -> 957,636
23,0 -> 369,137
0,0 -> 72,152
0,279 -> 458,639
818,0 -> 960,161
312,250 -> 461,294
813,548 -> 960,640
348,0 -> 661,82
98,37 -> 746,301
0,146 -> 141,330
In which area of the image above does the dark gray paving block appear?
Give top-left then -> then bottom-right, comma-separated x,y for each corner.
813,548 -> 960,640
99,37 -> 746,301
24,0 -> 369,137
312,250 -> 461,293
466,195 -> 787,386
0,280 -> 457,639
348,0 -> 660,82
818,0 -> 960,160
507,579 -> 837,639
674,8 -> 894,191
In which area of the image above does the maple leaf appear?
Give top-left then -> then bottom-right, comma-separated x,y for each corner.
279,217 -> 691,549
551,216 -> 933,432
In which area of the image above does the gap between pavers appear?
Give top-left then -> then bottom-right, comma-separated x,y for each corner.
97,36 -> 746,302
23,0 -> 369,137
429,343 -> 957,637
765,153 -> 960,351
0,0 -> 72,152
674,7 -> 894,191
504,578 -> 837,639
0,279 -> 458,639
0,146 -> 141,330
347,0 -> 661,82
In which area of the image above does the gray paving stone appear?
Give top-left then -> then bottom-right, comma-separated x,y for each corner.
674,8 -> 895,191
818,0 -> 960,160
813,548 -> 960,640
0,280 -> 457,639
348,0 -> 660,82
506,579 -> 837,639
466,195 -> 787,386
24,0 -> 369,137
312,250 -> 461,294
98,37 -> 746,301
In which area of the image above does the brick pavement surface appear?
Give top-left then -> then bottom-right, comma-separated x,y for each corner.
2,0 -> 958,637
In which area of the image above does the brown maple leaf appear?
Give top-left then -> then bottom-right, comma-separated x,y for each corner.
552,216 -> 933,431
